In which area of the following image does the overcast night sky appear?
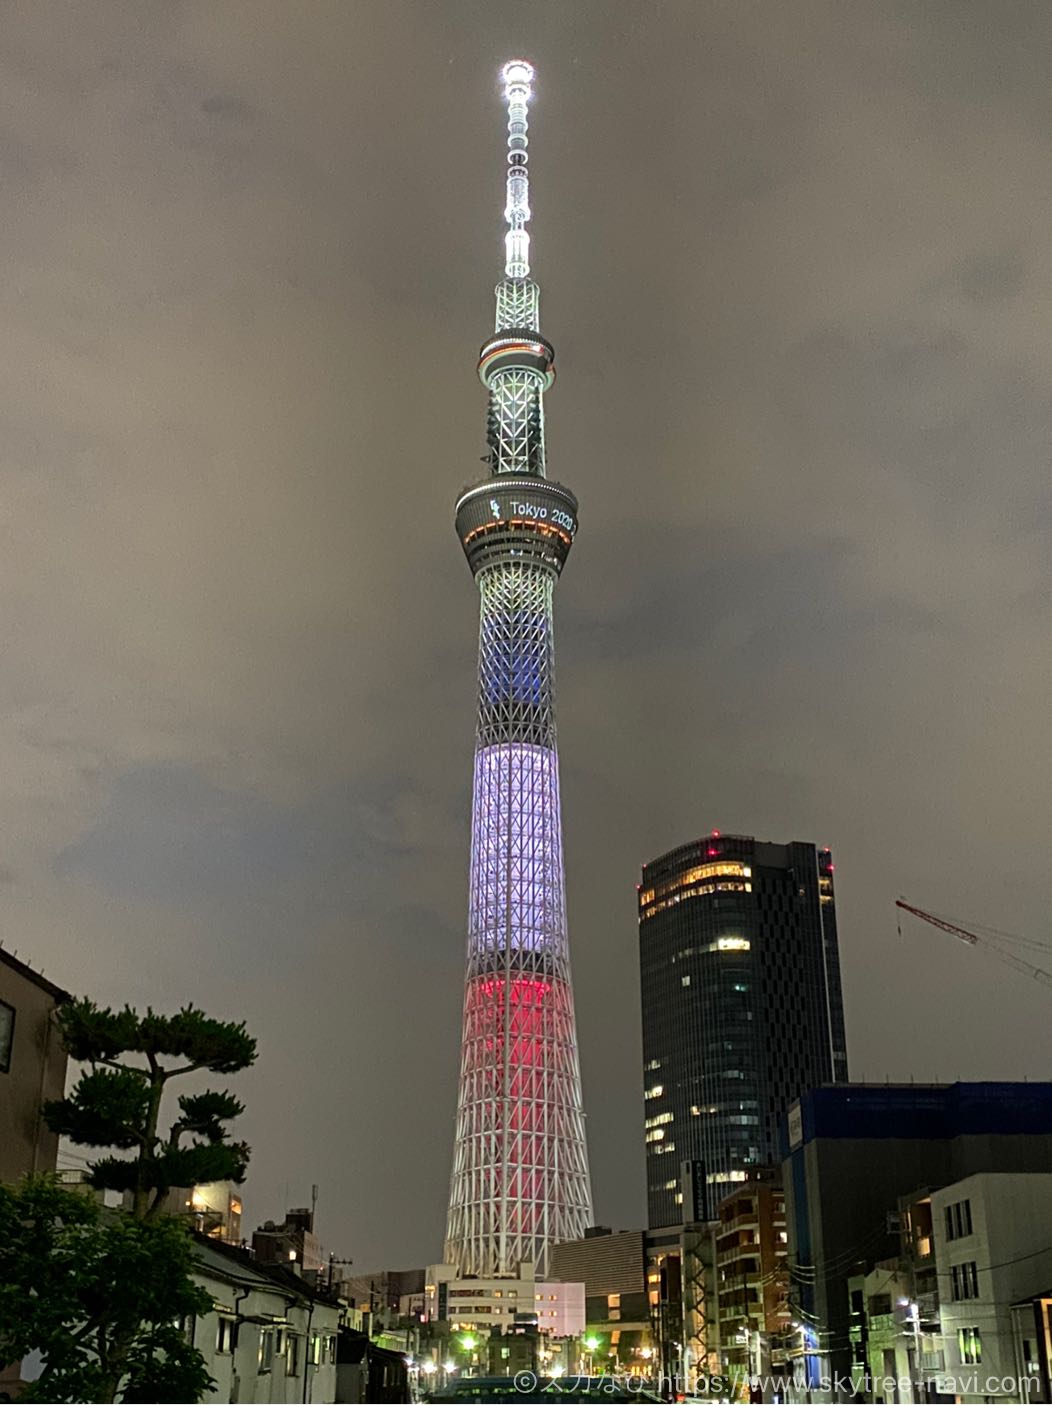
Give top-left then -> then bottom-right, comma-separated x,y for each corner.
5,0 -> 1052,1269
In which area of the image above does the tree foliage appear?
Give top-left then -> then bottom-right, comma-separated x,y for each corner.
0,1177 -> 215,1404
44,1000 -> 256,1220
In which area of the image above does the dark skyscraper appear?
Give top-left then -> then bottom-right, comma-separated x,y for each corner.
638,833 -> 848,1228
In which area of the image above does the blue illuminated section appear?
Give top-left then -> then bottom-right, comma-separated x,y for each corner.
480,609 -> 548,709
474,564 -> 556,750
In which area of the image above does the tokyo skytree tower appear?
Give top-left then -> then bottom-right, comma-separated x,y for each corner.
445,61 -> 593,1278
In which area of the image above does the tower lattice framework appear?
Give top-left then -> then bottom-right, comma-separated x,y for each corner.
445,61 -> 593,1278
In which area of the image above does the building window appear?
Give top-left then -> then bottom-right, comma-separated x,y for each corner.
958,1327 -> 982,1365
259,1329 -> 275,1374
310,1332 -> 323,1367
951,1261 -> 979,1300
0,1000 -> 14,1074
287,1334 -> 301,1377
945,1199 -> 973,1241
216,1318 -> 234,1355
327,1334 -> 337,1365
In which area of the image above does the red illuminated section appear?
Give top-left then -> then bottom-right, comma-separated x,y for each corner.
459,971 -> 577,1224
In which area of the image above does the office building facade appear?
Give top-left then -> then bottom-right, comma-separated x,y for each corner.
638,834 -> 847,1227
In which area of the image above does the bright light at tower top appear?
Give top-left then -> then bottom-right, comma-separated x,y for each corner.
501,59 -> 535,279
501,59 -> 534,90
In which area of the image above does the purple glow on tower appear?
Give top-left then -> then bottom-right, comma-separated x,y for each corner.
468,743 -> 566,958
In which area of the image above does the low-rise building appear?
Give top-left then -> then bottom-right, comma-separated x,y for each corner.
713,1175 -> 790,1379
335,1330 -> 410,1404
424,1261 -> 585,1345
646,1220 -> 720,1385
0,947 -> 69,1185
843,1172 -> 1052,1402
131,1179 -> 243,1242
550,1227 -> 653,1369
845,1260 -> 917,1397
252,1207 -> 323,1273
0,949 -> 70,1401
1010,1287 -> 1052,1402
782,1082 -> 1052,1397
191,1234 -> 342,1403
339,1266 -> 425,1318
932,1172 -> 1052,1397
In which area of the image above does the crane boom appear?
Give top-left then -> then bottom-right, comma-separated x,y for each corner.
896,899 -> 1052,991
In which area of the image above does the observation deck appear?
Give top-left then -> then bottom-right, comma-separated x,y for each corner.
455,475 -> 578,578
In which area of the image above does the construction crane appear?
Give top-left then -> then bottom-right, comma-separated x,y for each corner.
896,899 -> 1052,991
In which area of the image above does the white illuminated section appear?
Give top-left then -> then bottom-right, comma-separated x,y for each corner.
501,59 -> 534,277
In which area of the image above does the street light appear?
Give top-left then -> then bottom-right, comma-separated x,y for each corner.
455,1332 -> 478,1378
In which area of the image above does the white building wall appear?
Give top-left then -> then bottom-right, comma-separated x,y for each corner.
193,1266 -> 341,1404
425,1262 -> 584,1337
932,1173 -> 1052,1398
536,1279 -> 585,1337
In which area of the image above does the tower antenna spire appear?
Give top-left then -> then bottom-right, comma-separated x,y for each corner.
500,60 -> 534,278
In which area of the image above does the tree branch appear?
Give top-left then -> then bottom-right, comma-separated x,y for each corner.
163,1061 -> 211,1078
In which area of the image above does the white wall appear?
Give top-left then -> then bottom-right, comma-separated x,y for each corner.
933,1172 -> 1052,1396
193,1270 -> 341,1405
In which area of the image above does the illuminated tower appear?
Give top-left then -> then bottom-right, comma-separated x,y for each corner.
445,61 -> 593,1278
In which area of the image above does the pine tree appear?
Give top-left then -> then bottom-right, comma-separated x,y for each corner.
0,998 -> 261,1400
44,999 -> 256,1220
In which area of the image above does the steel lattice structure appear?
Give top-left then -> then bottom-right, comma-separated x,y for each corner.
445,61 -> 593,1278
